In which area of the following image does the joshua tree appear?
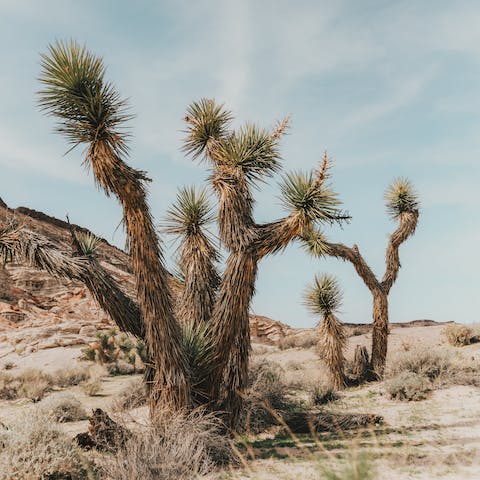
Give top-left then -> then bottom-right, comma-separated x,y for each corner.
17,40 -> 348,424
164,186 -> 219,329
304,274 -> 346,389
182,102 -> 349,422
303,177 -> 420,377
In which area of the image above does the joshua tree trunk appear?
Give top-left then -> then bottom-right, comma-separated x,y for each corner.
371,289 -> 389,376
38,43 -> 191,414
319,314 -> 346,389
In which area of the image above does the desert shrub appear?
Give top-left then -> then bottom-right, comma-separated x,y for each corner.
52,366 -> 89,387
387,348 -> 453,381
40,394 -> 88,422
279,335 -> 297,350
386,371 -> 431,401
82,329 -> 145,375
0,372 -> 21,400
0,369 -> 53,402
350,327 -> 365,337
0,411 -> 92,479
80,365 -> 105,397
107,360 -> 136,376
310,383 -> 338,406
279,332 -> 317,350
82,378 -> 102,396
241,359 -> 303,433
99,409 -> 231,480
443,324 -> 476,347
112,379 -> 148,412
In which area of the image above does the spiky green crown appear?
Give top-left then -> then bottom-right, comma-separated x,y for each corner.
280,170 -> 347,224
300,226 -> 330,257
164,186 -> 215,237
183,99 -> 233,160
215,123 -> 282,183
38,40 -> 131,152
384,178 -> 419,219
74,231 -> 101,255
304,274 -> 342,317
183,99 -> 284,185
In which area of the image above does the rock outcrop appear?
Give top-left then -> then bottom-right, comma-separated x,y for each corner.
0,200 -> 291,358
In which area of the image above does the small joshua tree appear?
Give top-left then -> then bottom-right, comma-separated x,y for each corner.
303,176 -> 420,378
304,274 -> 346,390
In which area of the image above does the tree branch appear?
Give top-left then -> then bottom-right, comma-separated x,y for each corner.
0,224 -> 145,339
381,211 -> 419,293
323,241 -> 381,294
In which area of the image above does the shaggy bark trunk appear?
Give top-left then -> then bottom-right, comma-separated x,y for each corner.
371,291 -> 389,377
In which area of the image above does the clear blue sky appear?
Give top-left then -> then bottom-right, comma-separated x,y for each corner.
1,0 -> 479,327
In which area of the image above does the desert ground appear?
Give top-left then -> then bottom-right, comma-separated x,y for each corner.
1,322 -> 479,479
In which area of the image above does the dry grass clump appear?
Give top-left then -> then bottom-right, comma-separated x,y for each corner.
386,371 -> 431,401
99,409 -> 231,480
52,366 -> 90,387
241,359 -> 303,433
279,332 -> 318,350
443,324 -> 479,347
0,411 -> 93,480
387,348 -> 452,381
310,383 -> 339,406
112,379 -> 148,412
106,360 -> 136,376
40,394 -> 88,422
82,378 -> 102,396
318,451 -> 376,480
0,369 -> 53,402
81,365 -> 107,397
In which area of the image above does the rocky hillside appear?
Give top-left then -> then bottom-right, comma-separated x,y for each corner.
0,200 -> 294,360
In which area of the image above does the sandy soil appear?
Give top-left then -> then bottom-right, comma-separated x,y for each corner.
1,325 -> 479,479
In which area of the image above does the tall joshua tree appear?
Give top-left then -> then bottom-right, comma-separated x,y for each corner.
19,40 -> 349,424
37,41 -> 191,413
303,177 -> 420,377
182,103 -> 348,422
304,274 -> 346,390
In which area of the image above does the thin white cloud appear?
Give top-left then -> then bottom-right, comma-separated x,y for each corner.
0,125 -> 87,184
338,67 -> 436,133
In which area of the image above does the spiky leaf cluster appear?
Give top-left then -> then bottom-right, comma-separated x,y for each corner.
38,40 -> 131,153
183,99 -> 233,160
164,186 -> 215,238
181,322 -> 216,402
385,177 -> 419,219
300,227 -> 330,257
304,274 -> 343,317
74,231 -> 101,255
184,100 -> 283,185
215,124 -> 282,183
280,171 -> 346,224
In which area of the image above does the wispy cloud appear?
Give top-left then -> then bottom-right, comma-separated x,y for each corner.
0,124 -> 86,183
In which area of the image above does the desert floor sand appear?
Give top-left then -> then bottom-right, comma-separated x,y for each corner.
1,324 -> 479,479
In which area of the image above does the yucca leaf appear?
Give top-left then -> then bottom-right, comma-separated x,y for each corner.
384,177 -> 419,219
304,274 -> 343,316
164,186 -> 215,238
183,98 -> 233,160
38,40 -> 132,154
280,170 -> 348,224
73,231 -> 101,255
216,123 -> 282,183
